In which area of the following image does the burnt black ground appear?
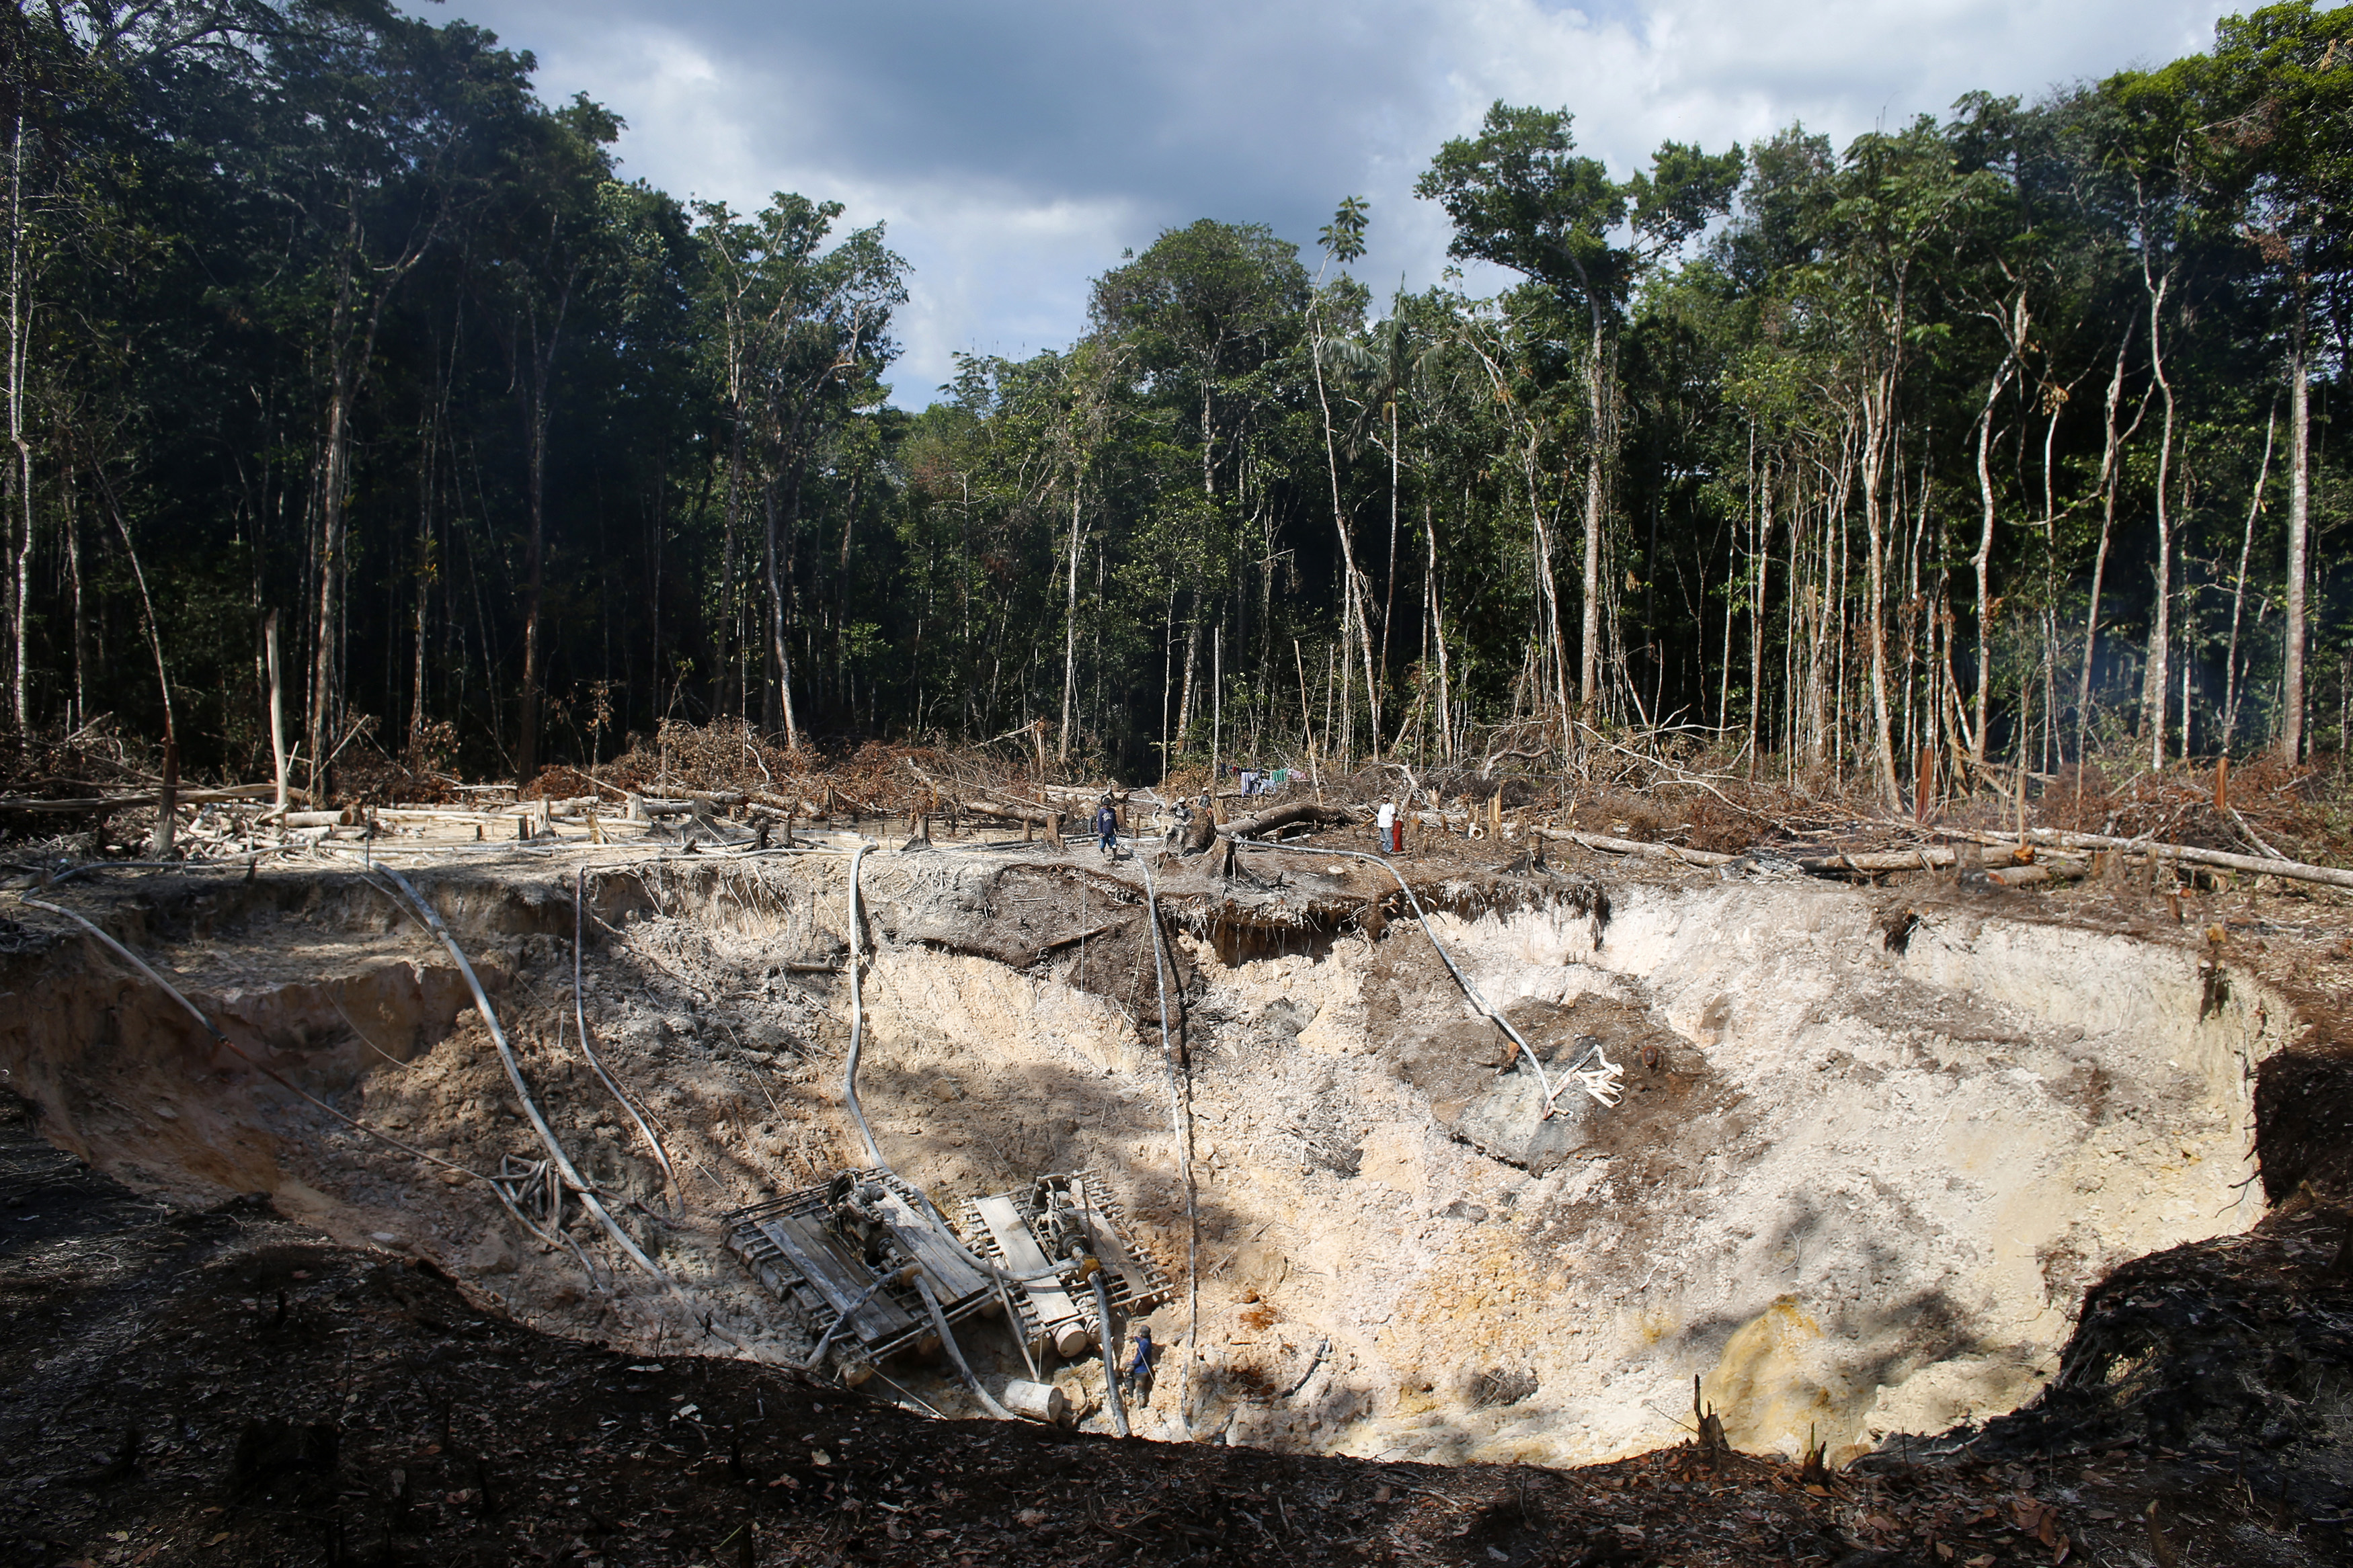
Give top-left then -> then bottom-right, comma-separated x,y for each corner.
4,1091 -> 2346,1568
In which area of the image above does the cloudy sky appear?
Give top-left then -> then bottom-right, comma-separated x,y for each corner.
434,1 -> 2224,407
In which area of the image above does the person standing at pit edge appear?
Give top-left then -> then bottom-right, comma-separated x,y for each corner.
1377,796 -> 1400,855
1095,797 -> 1119,859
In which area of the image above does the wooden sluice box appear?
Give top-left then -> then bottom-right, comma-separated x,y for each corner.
721,1168 -> 996,1375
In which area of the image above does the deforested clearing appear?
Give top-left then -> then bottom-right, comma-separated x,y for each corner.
5,2 -> 2353,1564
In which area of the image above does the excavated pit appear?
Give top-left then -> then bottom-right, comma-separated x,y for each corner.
0,848 -> 2283,1472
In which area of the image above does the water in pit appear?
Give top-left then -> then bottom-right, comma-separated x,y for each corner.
0,855 -> 2280,1469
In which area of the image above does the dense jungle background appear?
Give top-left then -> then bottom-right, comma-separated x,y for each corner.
3,1 -> 2348,803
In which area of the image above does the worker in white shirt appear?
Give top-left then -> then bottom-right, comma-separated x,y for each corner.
1376,797 -> 1399,855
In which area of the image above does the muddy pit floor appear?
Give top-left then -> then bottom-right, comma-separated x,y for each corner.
1,825 -> 2351,1565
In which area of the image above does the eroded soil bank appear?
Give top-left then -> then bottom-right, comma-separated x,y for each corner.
1,838 -> 2350,1565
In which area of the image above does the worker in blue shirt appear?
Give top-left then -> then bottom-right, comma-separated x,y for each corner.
1094,798 -> 1119,859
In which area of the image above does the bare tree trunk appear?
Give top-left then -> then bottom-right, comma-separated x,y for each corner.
1059,487 -> 1082,759
1525,431 -> 1573,753
6,112 -> 28,730
92,466 -> 173,833
2078,318 -> 2143,762
1579,298 -> 1605,708
1749,453 -> 1773,779
1969,296 -> 2024,777
1175,603 -> 1199,751
2280,311 -> 2310,762
308,197 -> 434,795
1429,506 -> 1453,762
1309,306 -> 1377,755
759,480 -> 781,731
717,415 -> 742,720
516,366 -> 550,782
1161,575 -> 1175,784
309,237 -> 354,802
2223,404 -> 2276,751
1211,621 -> 1222,786
514,276 -> 576,782
1861,377 -> 1905,806
266,609 -> 289,812
2139,257 -> 2178,770
63,459 -> 83,726
1380,401 -> 1400,729
766,455 -> 805,749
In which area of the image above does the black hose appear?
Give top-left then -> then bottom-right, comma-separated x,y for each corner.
1089,1265 -> 1129,1437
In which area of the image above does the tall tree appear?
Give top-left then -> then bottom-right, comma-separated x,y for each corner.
2175,2 -> 2353,760
1419,106 -> 1739,712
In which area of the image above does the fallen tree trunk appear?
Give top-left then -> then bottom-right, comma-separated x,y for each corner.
1220,801 -> 1364,840
0,784 -> 306,812
1977,860 -> 2091,889
1966,826 -> 2353,891
950,795 -> 1053,827
1537,827 -> 1733,868
281,807 -> 364,828
630,792 -> 745,819
906,762 -> 1115,822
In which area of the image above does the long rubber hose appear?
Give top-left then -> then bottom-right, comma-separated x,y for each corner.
1090,1266 -> 1129,1437
1135,852 -> 1197,1438
917,1274 -> 1014,1419
362,865 -> 750,1346
803,1266 -> 914,1371
573,866 -> 683,1214
840,841 -> 885,1165
1227,837 -> 1619,1112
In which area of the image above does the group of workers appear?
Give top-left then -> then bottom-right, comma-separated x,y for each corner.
1078,784 -> 1409,859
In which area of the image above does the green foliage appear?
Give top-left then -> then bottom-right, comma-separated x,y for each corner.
1,3 -> 2348,792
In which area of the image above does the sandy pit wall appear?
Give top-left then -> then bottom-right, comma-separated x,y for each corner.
0,851 -> 2287,1468
1113,871 -> 2282,1467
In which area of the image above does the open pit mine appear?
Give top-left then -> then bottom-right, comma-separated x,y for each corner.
2,792 -> 2348,1567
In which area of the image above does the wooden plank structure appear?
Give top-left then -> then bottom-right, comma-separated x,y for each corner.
721,1167 -> 996,1370
959,1171 -> 1170,1360
969,1193 -> 1092,1358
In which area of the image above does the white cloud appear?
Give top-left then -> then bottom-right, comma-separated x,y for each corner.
444,0 -> 2226,404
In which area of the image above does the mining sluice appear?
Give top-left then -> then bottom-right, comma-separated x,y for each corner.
720,1167 -> 996,1383
961,1170 -> 1171,1361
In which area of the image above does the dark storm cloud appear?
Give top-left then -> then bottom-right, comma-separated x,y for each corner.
438,1 -> 2223,402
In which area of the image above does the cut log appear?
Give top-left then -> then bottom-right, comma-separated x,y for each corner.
282,807 -> 362,828
629,791 -> 746,818
1795,848 -> 1958,874
1179,812 -> 1217,855
1218,801 -> 1363,841
1977,860 -> 2091,889
950,795 -> 1052,827
0,784 -> 301,812
1536,827 -> 1733,868
149,738 -> 179,858
1967,827 -> 2353,892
